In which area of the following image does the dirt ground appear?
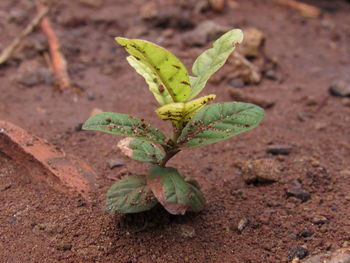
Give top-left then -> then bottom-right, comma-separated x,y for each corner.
1,0 -> 350,262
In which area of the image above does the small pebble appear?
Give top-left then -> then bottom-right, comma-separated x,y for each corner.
314,122 -> 327,131
289,246 -> 309,260
75,123 -> 83,132
86,92 -> 96,101
0,184 -> 12,192
286,186 -> 311,202
57,243 -> 72,251
25,141 -> 34,146
209,0 -> 225,12
311,215 -> 328,225
86,131 -> 96,136
264,70 -> 280,81
237,218 -> 249,233
7,216 -> 17,224
329,79 -> 350,97
229,78 -> 245,88
240,159 -> 281,184
107,158 -> 125,169
76,199 -> 86,207
180,225 -> 196,238
267,144 -> 293,155
290,233 -> 298,240
300,229 -> 313,238
182,20 -> 229,46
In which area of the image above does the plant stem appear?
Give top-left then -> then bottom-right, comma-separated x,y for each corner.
172,121 -> 183,144
159,121 -> 184,167
159,148 -> 180,167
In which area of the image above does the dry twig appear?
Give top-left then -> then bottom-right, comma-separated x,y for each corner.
37,3 -> 71,90
0,7 -> 48,65
272,0 -> 321,18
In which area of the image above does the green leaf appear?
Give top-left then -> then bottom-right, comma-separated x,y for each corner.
126,56 -> 173,105
189,29 -> 243,100
129,139 -> 165,163
116,37 -> 191,104
177,102 -> 265,148
82,112 -> 167,145
147,165 -> 205,215
155,94 -> 216,122
106,175 -> 158,213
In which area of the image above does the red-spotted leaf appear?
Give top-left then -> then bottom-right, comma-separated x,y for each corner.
82,112 -> 167,145
147,165 -> 205,215
106,175 -> 158,213
177,102 -> 265,148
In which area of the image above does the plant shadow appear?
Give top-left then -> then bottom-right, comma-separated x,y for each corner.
113,204 -> 201,233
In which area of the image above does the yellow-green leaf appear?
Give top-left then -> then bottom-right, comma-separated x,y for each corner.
183,94 -> 216,122
189,29 -> 243,100
127,56 -> 173,105
116,37 -> 191,104
155,94 -> 216,122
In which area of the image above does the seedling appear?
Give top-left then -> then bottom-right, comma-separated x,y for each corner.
83,29 -> 265,215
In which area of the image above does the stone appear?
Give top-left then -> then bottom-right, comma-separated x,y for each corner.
301,247 -> 350,263
314,122 -> 327,131
266,144 -> 293,155
240,159 -> 280,184
143,6 -> 194,30
86,92 -> 96,101
16,68 -> 52,87
286,180 -> 311,202
182,20 -> 229,46
140,2 -> 158,20
238,28 -> 265,58
209,0 -> 226,12
264,70 -> 280,81
289,246 -> 309,260
15,60 -> 52,87
286,186 -> 311,202
107,158 -> 124,169
57,243 -> 72,251
0,184 -> 12,192
179,225 -> 196,238
228,78 -> 245,88
340,170 -> 350,177
237,218 -> 249,233
229,89 -> 275,109
8,9 -> 29,24
311,215 -> 328,225
0,121 -> 96,199
329,79 -> 350,97
300,229 -> 313,238
194,0 -> 210,14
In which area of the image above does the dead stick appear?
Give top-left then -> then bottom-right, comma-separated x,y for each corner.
37,3 -> 71,90
0,7 -> 48,65
272,0 -> 321,18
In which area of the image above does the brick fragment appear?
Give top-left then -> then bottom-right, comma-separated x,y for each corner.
0,121 -> 96,199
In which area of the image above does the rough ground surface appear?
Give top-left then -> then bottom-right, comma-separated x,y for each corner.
1,0 -> 350,262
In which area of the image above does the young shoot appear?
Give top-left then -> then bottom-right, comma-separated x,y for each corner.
83,29 -> 265,215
